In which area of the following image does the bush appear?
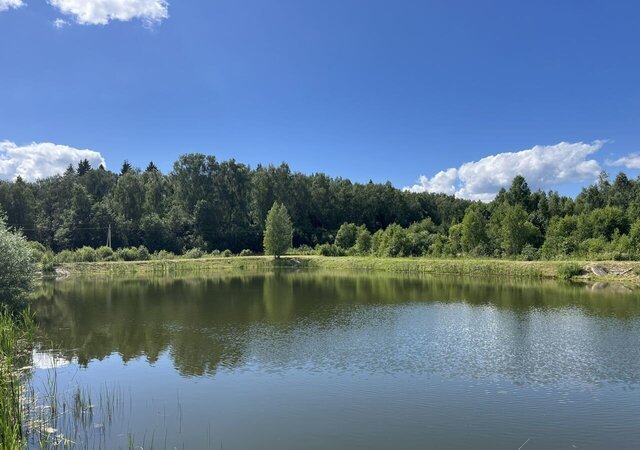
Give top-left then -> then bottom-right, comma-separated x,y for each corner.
354,227 -> 372,255
578,237 -> 608,259
379,224 -> 411,257
96,246 -> 114,261
0,218 -> 35,309
239,249 -> 253,257
55,249 -> 75,264
289,245 -> 314,255
316,243 -> 346,257
27,241 -> 47,262
223,249 -> 233,257
137,246 -> 150,261
75,246 -> 97,262
520,244 -> 539,261
612,252 -> 631,261
117,247 -> 139,261
41,250 -> 56,273
210,249 -> 221,256
183,248 -> 204,259
557,262 -> 584,280
335,223 -> 359,250
153,250 -> 177,260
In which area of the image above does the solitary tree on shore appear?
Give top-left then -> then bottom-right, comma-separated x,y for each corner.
263,202 -> 293,258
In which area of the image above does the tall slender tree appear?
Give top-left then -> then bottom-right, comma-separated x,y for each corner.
263,202 -> 293,258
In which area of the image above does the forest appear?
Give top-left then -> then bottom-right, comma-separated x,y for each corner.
1,153 -> 640,261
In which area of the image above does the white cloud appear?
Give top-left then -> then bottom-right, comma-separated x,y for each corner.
405,141 -> 605,201
53,18 -> 69,28
0,141 -> 107,181
606,153 -> 640,170
48,0 -> 168,25
414,168 -> 459,196
0,0 -> 24,12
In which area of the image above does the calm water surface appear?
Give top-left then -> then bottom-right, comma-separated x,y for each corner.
29,271 -> 640,449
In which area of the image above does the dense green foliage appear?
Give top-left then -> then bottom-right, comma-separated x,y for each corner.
0,221 -> 35,446
263,203 -> 293,258
0,156 -> 469,254
0,217 -> 35,310
323,173 -> 640,261
2,155 -> 640,261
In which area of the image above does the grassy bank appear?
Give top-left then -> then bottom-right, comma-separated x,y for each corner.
59,255 -> 284,276
305,256 -> 640,281
56,255 -> 640,282
0,310 -> 34,449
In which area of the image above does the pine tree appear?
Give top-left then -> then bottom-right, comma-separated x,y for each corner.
120,160 -> 132,176
77,159 -> 91,176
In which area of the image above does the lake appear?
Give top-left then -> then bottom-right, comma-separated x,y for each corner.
27,271 -> 640,449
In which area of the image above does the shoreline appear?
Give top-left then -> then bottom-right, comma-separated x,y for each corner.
52,255 -> 640,283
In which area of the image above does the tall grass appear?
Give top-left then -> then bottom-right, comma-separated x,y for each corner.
0,308 -> 35,449
302,256 -> 550,278
557,262 -> 585,280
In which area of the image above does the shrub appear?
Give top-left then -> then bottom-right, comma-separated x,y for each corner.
75,246 -> 97,262
354,227 -> 372,255
578,237 -> 608,259
183,248 -> 204,259
117,247 -> 139,261
153,250 -> 177,260
371,229 -> 384,255
137,246 -> 150,261
557,262 -> 584,280
41,250 -> 56,273
0,218 -> 35,309
27,241 -> 47,262
316,243 -> 346,257
239,249 -> 253,257
612,252 -> 631,261
55,249 -> 75,264
96,246 -> 114,261
520,244 -> 539,261
335,223 -> 359,250
289,245 -> 314,255
210,249 -> 221,256
223,249 -> 233,257
379,224 -> 411,257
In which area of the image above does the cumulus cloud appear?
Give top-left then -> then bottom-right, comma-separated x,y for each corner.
48,0 -> 169,25
606,153 -> 640,170
0,141 -> 107,181
0,0 -> 24,12
405,141 -> 605,201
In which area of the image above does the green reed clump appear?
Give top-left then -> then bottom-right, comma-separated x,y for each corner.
557,262 -> 584,280
0,308 -> 35,449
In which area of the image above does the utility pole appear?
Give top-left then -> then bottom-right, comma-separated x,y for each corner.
107,224 -> 112,249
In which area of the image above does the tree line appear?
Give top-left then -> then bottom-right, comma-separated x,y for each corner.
2,153 -> 640,260
0,154 -> 468,254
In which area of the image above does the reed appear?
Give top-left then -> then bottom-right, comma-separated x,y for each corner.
0,309 -> 35,449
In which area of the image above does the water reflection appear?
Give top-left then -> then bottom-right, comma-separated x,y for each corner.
31,271 -> 640,384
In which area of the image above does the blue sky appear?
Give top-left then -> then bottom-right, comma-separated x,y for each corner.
1,0 -> 639,200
